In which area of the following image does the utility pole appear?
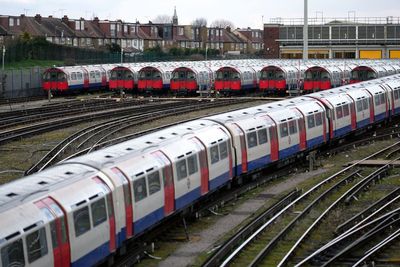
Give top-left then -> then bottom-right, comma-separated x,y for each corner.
303,0 -> 308,60
1,45 -> 5,98
121,47 -> 124,64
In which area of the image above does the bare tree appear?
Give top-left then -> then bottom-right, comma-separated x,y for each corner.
210,19 -> 235,29
192,17 -> 207,27
153,14 -> 172,23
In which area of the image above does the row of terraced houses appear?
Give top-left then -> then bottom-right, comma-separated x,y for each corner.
1,11 -> 400,59
0,11 -> 264,55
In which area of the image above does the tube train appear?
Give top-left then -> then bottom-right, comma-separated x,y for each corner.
42,59 -> 400,95
4,74 -> 400,267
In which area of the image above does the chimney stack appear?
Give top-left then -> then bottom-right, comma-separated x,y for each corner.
34,14 -> 42,23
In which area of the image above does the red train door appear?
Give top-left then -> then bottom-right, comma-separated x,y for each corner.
93,177 -> 116,252
152,151 -> 175,216
298,117 -> 307,150
232,123 -> 247,173
35,197 -> 70,267
350,102 -> 357,130
111,167 -> 133,238
269,124 -> 279,161
191,138 -> 210,195
83,70 -> 89,89
369,97 -> 375,123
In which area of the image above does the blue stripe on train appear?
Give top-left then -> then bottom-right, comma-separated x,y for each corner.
72,242 -> 109,267
279,144 -> 300,159
357,118 -> 370,129
334,125 -> 352,138
307,135 -> 325,149
375,112 -> 387,122
134,207 -> 165,234
247,155 -> 271,172
210,171 -> 230,190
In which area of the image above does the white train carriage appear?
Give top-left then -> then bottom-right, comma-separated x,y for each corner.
0,164 -> 118,267
363,84 -> 391,122
382,77 -> 400,115
309,91 -> 361,138
281,98 -> 329,149
265,108 -> 305,159
339,87 -> 374,130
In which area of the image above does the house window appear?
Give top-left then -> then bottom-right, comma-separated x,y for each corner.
117,24 -> 121,32
16,18 -> 20,26
124,25 -> 128,33
9,18 -> 14,27
75,21 -> 80,30
179,27 -> 184,35
131,26 -> 136,33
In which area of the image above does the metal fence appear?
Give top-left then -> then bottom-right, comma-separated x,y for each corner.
0,68 -> 45,99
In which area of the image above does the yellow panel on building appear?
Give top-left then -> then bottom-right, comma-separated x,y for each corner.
390,50 -> 400,59
359,50 -> 382,59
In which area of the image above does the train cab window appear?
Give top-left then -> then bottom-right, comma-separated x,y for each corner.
336,107 -> 343,119
219,142 -> 228,159
91,198 -> 107,227
307,116 -> 315,129
362,99 -> 369,110
210,145 -> 220,164
258,129 -> 268,145
133,177 -> 148,202
176,159 -> 188,180
26,227 -> 48,263
247,132 -> 258,148
187,155 -> 199,175
73,206 -> 91,237
343,104 -> 350,117
315,113 -> 323,126
1,239 -> 25,267
289,121 -> 297,135
71,72 -> 77,80
148,172 -> 161,195
280,123 -> 289,137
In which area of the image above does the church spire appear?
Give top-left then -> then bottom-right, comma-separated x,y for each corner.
172,6 -> 178,25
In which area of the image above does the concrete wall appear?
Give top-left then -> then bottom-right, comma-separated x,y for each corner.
0,67 -> 45,99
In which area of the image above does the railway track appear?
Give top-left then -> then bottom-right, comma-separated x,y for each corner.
200,137 -> 400,266
26,98 -> 253,174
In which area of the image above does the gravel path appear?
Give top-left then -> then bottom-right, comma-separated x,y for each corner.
157,168 -> 327,267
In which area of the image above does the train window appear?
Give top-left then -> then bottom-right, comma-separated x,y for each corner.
26,227 -> 48,263
343,105 -> 350,117
74,206 -> 91,237
336,107 -> 343,119
289,121 -> 297,135
91,198 -> 107,227
187,155 -> 199,175
315,113 -> 323,126
258,129 -> 268,144
356,100 -> 363,112
219,141 -> 228,159
95,71 -> 101,78
1,239 -> 25,267
77,72 -> 83,80
210,145 -> 220,164
280,123 -> 289,137
362,99 -> 369,110
374,95 -> 380,106
71,72 -> 77,80
380,93 -> 385,104
307,116 -> 315,129
148,172 -> 161,195
395,90 -> 399,100
50,222 -> 58,248
90,71 -> 95,78
133,177 -> 148,202
176,159 -> 188,180
247,132 -> 258,148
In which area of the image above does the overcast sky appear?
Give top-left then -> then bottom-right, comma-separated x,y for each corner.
1,0 -> 400,29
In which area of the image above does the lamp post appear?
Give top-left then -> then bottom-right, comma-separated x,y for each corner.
1,45 -> 5,98
121,47 -> 123,64
303,0 -> 308,60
